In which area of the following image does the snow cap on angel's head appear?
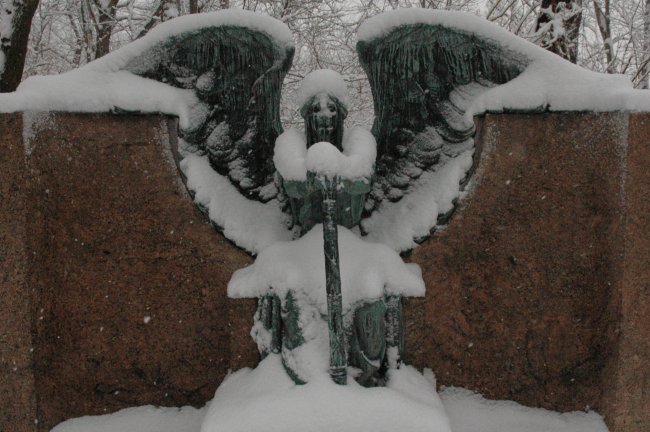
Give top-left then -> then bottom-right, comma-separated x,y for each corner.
297,69 -> 349,111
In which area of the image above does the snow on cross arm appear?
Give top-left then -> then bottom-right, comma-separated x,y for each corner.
227,224 -> 424,314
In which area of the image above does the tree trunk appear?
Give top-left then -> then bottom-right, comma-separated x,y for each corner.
593,0 -> 614,73
93,0 -> 119,59
189,0 -> 199,14
80,1 -> 96,63
535,0 -> 582,63
642,0 -> 650,88
0,0 -> 40,92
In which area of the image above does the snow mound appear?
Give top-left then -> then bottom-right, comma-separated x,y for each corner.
48,369 -> 609,432
358,9 -> 650,115
306,142 -> 345,177
200,354 -> 451,432
50,405 -> 205,432
274,126 -> 376,181
296,69 -> 350,108
440,387 -> 609,432
228,224 -> 425,313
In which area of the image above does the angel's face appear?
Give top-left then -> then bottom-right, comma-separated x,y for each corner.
309,93 -> 338,144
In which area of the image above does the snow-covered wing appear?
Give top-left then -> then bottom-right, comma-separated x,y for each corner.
357,14 -> 528,210
125,17 -> 294,202
356,10 -> 530,250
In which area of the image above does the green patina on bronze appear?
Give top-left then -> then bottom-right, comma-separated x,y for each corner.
254,86 -> 405,386
357,25 -> 528,155
384,295 -> 405,363
357,24 -> 529,211
320,176 -> 348,385
281,290 -> 304,353
256,293 -> 282,357
127,26 -> 294,201
348,300 -> 387,385
282,175 -> 371,234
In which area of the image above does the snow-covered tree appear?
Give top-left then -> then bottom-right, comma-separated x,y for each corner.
533,0 -> 583,63
92,0 -> 120,58
486,0 -> 539,36
0,0 -> 39,92
634,0 -> 650,89
578,0 -> 649,86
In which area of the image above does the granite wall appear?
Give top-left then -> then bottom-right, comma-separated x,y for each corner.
0,113 -> 256,432
0,111 -> 648,432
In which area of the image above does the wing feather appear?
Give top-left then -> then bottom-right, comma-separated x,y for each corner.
128,25 -> 294,202
357,21 -> 528,218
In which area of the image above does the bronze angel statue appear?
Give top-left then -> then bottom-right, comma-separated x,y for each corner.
107,8 -> 534,386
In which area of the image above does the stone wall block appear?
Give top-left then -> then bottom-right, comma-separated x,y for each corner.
600,113 -> 650,432
0,113 -> 38,432
16,113 -> 252,431
408,113 -> 629,412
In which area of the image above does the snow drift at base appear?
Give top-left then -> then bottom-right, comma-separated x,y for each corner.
200,354 -> 451,432
50,359 -> 608,432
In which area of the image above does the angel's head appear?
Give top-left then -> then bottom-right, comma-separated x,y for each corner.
297,70 -> 349,150
301,92 -> 348,150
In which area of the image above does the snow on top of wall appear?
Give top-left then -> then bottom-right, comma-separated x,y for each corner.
274,126 -> 376,181
0,9 -> 293,120
2,9 -> 648,118
358,9 -> 650,114
228,224 -> 425,313
296,69 -> 349,109
0,71 -> 201,128
469,59 -> 650,117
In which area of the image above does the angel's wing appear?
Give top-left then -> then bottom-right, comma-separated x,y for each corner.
126,23 -> 294,202
356,12 -> 530,248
